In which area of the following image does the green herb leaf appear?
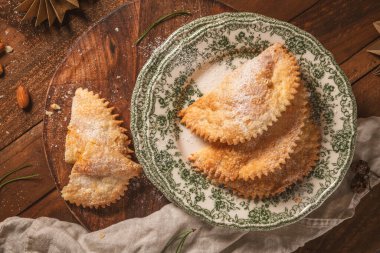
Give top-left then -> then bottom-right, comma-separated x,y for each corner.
0,163 -> 32,183
161,228 -> 195,253
0,174 -> 39,190
135,10 -> 192,45
374,65 -> 380,76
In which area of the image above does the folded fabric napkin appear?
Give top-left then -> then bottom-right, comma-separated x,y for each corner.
1,117 -> 379,253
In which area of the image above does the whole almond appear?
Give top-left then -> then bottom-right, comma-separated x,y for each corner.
16,85 -> 30,109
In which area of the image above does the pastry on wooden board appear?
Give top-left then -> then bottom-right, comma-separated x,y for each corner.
62,142 -> 141,208
189,85 -> 309,182
62,88 -> 141,208
179,43 -> 301,145
64,88 -> 132,164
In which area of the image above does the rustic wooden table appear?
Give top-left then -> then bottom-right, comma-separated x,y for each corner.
0,0 -> 379,252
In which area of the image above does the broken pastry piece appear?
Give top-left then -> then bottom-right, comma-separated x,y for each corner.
209,119 -> 321,199
189,85 -> 309,182
65,88 -> 132,164
62,143 -> 141,208
179,43 -> 301,145
62,88 -> 141,208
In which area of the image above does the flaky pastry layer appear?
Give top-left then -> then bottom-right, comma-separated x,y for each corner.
63,88 -> 141,208
179,43 -> 301,145
189,84 -> 309,182
62,143 -> 141,208
65,88 -> 132,164
209,119 -> 321,199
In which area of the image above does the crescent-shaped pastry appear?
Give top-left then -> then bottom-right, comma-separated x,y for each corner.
189,85 -> 309,182
64,88 -> 132,164
63,88 -> 141,208
62,143 -> 141,208
209,120 -> 321,199
179,43 -> 301,145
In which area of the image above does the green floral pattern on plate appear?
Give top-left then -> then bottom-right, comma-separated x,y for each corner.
131,13 -> 356,230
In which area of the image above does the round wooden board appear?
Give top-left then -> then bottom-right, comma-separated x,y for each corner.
43,0 -> 233,231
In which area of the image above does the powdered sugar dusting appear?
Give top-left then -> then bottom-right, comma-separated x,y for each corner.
179,44 -> 296,145
139,37 -> 165,58
229,52 -> 274,118
178,56 -> 255,154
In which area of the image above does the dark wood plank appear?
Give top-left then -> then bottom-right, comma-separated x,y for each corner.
340,39 -> 380,84
0,122 -> 42,164
0,0 -> 129,151
19,189 -> 78,224
296,184 -> 380,253
353,73 -> 380,118
291,0 -> 380,64
218,0 -> 319,21
0,122 -> 55,221
135,0 -> 233,69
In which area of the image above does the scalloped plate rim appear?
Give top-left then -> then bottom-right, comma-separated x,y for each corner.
131,12 -> 357,231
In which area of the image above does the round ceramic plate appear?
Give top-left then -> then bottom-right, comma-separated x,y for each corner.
131,13 -> 356,230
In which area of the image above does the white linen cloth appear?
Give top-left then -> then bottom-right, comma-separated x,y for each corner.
1,117 -> 379,253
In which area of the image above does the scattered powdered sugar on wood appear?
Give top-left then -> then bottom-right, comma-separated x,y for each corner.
138,37 -> 164,58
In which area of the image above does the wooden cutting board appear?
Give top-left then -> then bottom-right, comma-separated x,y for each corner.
43,0 -> 233,231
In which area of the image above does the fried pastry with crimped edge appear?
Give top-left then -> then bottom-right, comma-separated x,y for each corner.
189,85 -> 309,182
62,142 -> 142,208
179,43 -> 301,145
207,119 -> 321,199
65,88 -> 132,164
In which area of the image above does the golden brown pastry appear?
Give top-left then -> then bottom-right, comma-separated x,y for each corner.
62,88 -> 141,208
62,142 -> 141,208
189,85 -> 309,182
208,120 -> 321,199
179,43 -> 301,145
64,88 -> 132,164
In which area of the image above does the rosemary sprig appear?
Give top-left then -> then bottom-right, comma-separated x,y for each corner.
135,10 -> 192,45
0,163 -> 39,191
0,163 -> 32,183
373,65 -> 380,76
0,174 -> 39,190
161,228 -> 196,253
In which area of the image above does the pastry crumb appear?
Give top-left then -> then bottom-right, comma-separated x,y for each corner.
293,196 -> 302,204
98,232 -> 105,239
50,103 -> 61,110
5,45 -> 13,53
45,110 -> 53,116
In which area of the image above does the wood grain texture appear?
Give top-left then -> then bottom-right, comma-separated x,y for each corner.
0,123 -> 54,221
0,0 -> 379,251
353,73 -> 380,118
0,0 -> 130,151
43,0 -> 233,231
218,0 -> 319,21
291,0 -> 380,64
19,189 -> 78,224
296,183 -> 380,253
340,39 -> 380,84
